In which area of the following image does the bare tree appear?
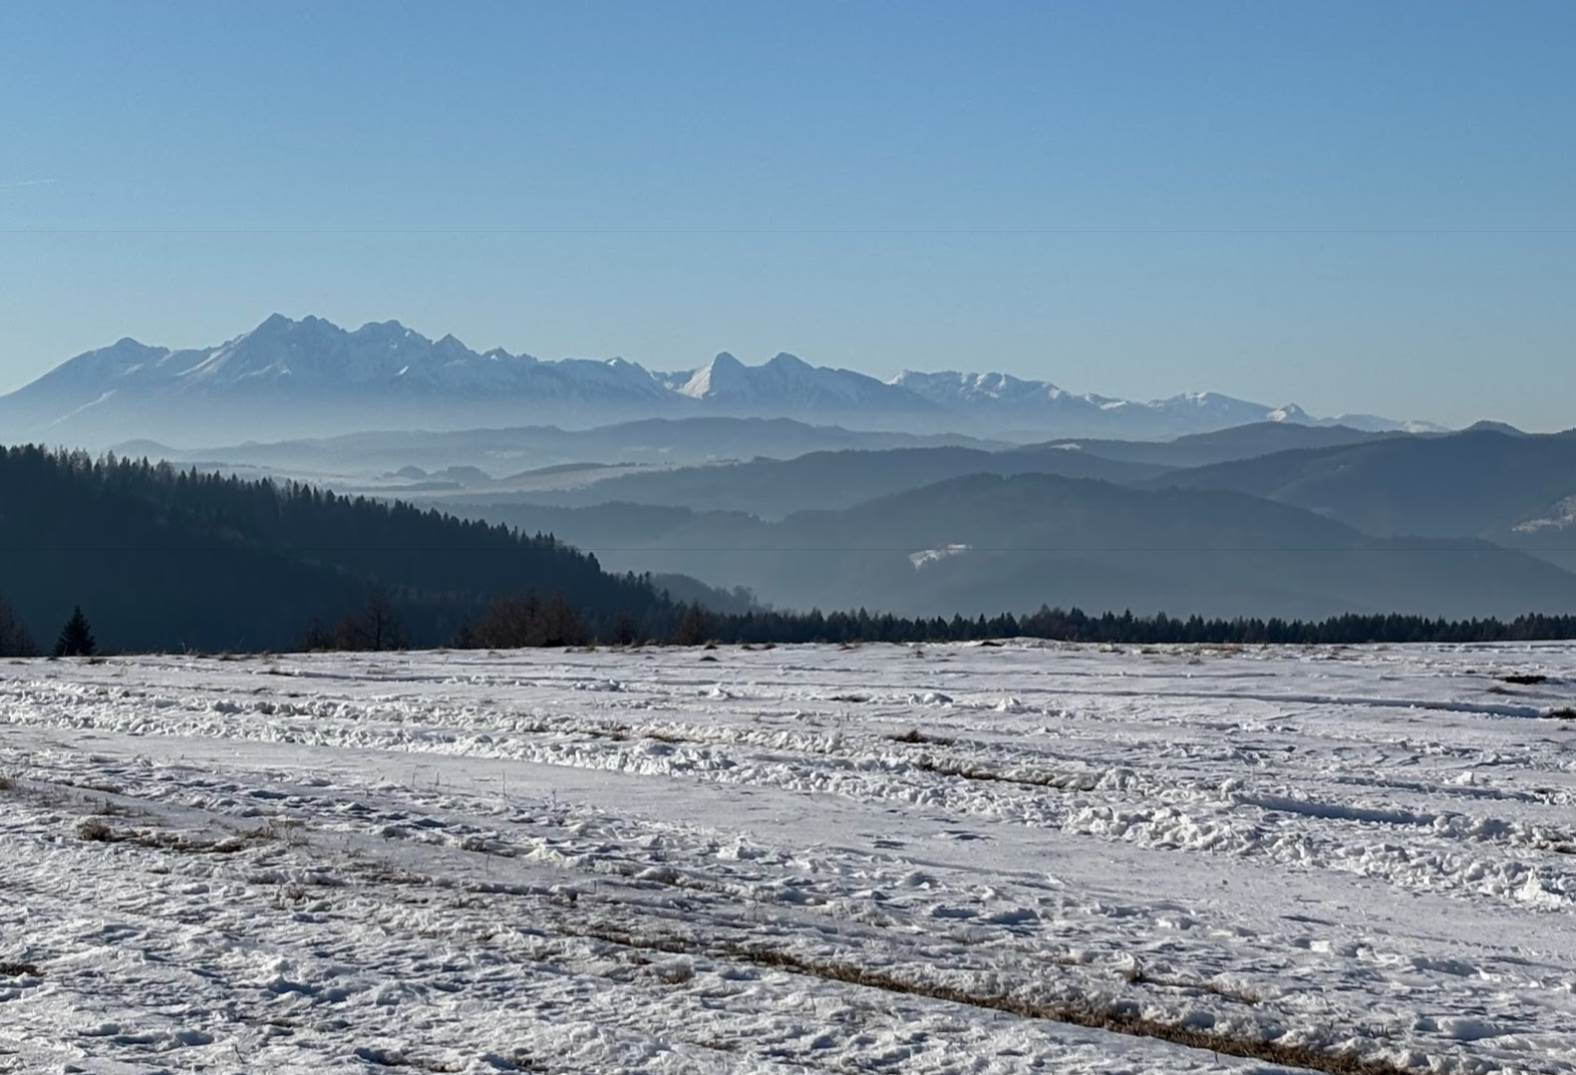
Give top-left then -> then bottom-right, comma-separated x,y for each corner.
470,591 -> 543,649
467,591 -> 587,649
0,596 -> 38,658
334,589 -> 406,651
603,610 -> 642,647
538,593 -> 589,647
670,603 -> 713,647
296,617 -> 335,652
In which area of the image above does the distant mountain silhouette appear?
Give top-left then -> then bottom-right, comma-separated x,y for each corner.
110,417 -> 1005,483
458,472 -> 1576,620
420,422 -> 1402,521
0,313 -> 1435,445
1147,428 -> 1576,569
480,445 -> 1170,518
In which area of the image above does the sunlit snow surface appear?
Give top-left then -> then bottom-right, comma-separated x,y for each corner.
3,642 -> 1576,1074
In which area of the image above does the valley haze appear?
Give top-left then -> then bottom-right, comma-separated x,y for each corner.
4,314 -> 1572,630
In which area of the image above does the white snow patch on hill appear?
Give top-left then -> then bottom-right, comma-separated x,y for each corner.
910,543 -> 973,569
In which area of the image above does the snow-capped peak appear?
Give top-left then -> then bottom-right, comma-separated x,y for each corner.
1267,404 -> 1314,424
679,352 -> 748,399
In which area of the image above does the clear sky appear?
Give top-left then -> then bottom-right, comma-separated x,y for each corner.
2,1 -> 1572,429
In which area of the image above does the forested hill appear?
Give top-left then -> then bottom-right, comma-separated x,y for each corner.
0,445 -> 677,652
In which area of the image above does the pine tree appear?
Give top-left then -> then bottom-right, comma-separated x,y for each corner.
54,606 -> 97,658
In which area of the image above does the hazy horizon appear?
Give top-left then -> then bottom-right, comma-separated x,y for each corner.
3,1 -> 1573,430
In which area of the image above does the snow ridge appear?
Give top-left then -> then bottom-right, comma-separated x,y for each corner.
0,314 -> 1442,443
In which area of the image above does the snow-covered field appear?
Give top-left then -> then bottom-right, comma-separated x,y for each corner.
3,642 -> 1576,1074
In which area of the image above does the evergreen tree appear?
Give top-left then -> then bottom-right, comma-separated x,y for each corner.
54,606 -> 97,658
0,445 -> 672,653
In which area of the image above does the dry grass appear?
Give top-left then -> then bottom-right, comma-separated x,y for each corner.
888,728 -> 955,747
909,754 -> 1093,792
0,961 -> 41,978
78,816 -> 279,854
657,963 -> 695,986
578,926 -> 1408,1075
266,817 -> 309,847
76,817 -> 113,842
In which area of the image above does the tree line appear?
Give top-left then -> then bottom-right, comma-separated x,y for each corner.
292,601 -> 1576,650
694,606 -> 1576,646
5,443 -> 1576,656
11,591 -> 1576,658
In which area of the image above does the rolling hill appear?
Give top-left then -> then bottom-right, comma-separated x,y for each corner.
457,472 -> 1576,620
473,445 -> 1171,518
1148,428 -> 1576,569
0,445 -> 692,652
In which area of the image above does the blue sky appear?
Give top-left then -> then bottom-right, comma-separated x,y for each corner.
2,1 -> 1572,428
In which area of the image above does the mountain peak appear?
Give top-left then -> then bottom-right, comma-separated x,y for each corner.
1267,404 -> 1313,424
249,312 -> 295,335
679,352 -> 747,399
244,313 -> 350,345
1463,420 -> 1526,437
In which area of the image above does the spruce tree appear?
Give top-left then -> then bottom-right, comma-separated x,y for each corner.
54,606 -> 97,658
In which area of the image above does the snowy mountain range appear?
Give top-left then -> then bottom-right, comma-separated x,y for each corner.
0,314 -> 1441,447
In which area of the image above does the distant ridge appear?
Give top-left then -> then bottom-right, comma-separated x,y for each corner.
0,313 -> 1443,446
462,470 -> 1576,621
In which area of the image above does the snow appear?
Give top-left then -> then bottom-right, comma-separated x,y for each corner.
43,389 -> 119,426
682,352 -> 906,411
678,352 -> 747,400
910,543 -> 973,569
3,641 -> 1575,1073
1514,495 -> 1576,534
